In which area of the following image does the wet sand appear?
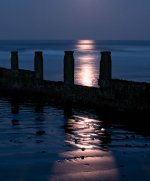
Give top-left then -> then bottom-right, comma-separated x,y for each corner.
1,146 -> 150,181
52,148 -> 150,181
0,99 -> 150,181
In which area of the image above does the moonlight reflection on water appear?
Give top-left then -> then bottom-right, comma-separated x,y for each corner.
75,40 -> 99,87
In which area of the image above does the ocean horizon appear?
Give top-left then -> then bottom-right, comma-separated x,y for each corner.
0,40 -> 150,87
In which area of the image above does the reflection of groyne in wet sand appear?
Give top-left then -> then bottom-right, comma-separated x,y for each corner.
0,51 -> 150,119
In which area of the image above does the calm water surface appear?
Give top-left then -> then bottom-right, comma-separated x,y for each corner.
0,40 -> 150,86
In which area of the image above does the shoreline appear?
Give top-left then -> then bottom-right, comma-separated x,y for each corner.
0,50 -> 150,135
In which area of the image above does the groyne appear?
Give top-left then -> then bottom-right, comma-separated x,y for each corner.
0,51 -> 150,121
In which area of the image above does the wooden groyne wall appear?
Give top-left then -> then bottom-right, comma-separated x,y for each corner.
0,51 -> 150,119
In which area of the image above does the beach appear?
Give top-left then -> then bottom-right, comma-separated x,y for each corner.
0,40 -> 150,181
0,98 -> 150,181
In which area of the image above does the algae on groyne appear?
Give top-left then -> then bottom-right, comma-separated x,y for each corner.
0,51 -> 150,118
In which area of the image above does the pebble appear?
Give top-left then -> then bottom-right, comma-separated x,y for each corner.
11,120 -> 20,126
36,131 -> 45,135
75,139 -> 78,144
41,151 -> 46,153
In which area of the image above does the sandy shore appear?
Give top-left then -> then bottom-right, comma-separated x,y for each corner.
0,147 -> 150,181
0,99 -> 150,181
50,147 -> 150,181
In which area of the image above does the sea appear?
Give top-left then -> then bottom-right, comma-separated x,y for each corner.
0,40 -> 150,181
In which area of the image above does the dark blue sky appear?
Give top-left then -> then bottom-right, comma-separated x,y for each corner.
0,0 -> 150,40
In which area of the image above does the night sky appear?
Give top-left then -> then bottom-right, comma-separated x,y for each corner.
0,0 -> 150,40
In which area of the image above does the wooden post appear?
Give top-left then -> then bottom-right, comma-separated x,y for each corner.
11,51 -> 19,70
34,51 -> 43,81
64,51 -> 74,85
99,51 -> 112,88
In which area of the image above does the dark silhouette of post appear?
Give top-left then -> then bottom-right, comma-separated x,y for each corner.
99,51 -> 112,88
11,51 -> 19,70
64,51 -> 74,85
34,51 -> 43,81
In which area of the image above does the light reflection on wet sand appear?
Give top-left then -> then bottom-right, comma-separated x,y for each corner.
64,116 -> 111,149
51,154 -> 119,181
49,113 -> 150,181
50,115 -> 119,181
0,99 -> 150,181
